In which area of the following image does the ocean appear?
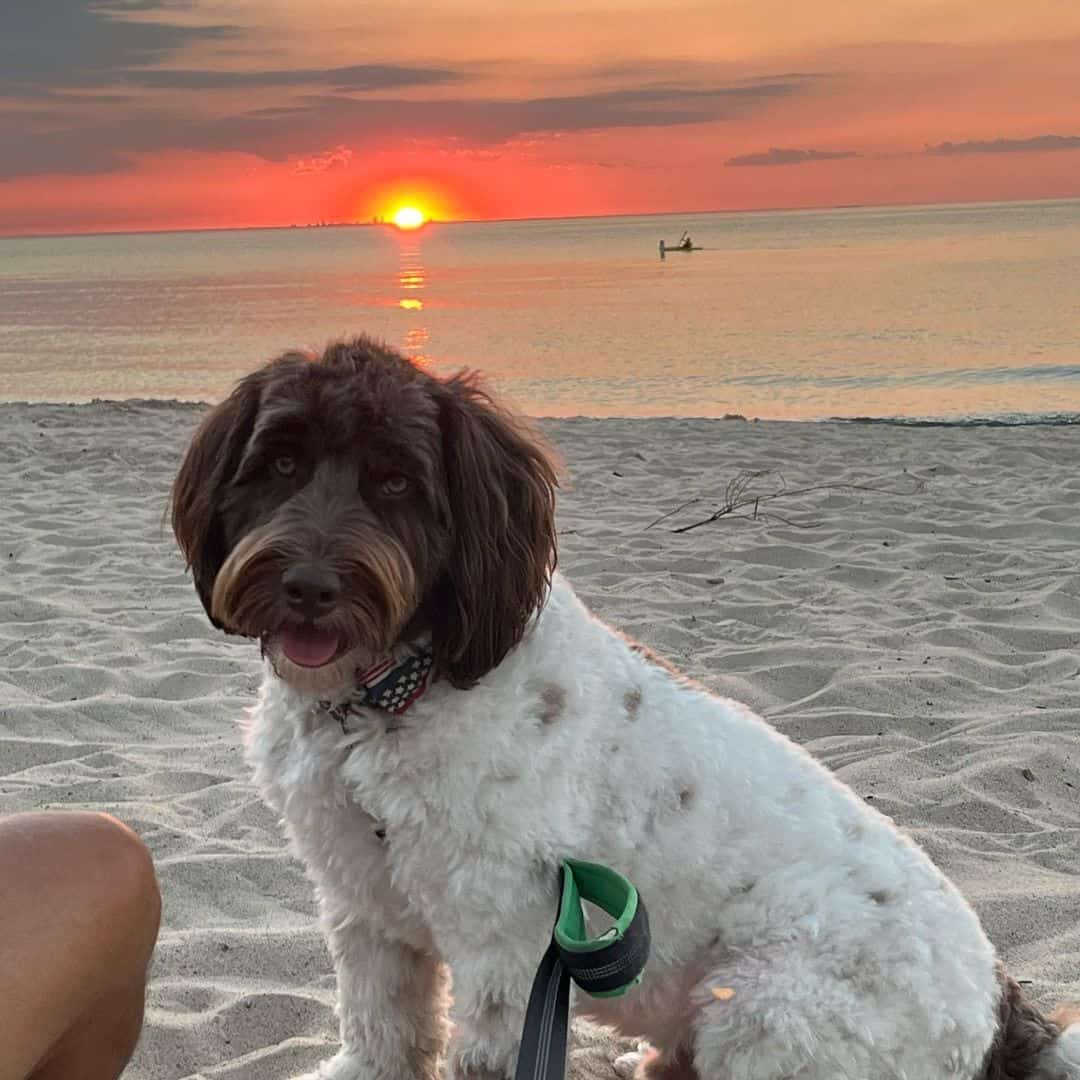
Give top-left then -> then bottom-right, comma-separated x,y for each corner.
2,199 -> 1079,421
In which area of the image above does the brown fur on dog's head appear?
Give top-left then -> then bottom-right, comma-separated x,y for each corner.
171,337 -> 557,692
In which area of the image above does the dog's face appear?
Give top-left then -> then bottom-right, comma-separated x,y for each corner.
171,338 -> 557,695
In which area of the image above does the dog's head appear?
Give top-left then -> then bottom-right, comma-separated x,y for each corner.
171,338 -> 557,694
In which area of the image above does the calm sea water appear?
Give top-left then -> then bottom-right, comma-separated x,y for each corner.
2,200 -> 1079,421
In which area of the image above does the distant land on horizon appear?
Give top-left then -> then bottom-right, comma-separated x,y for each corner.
3,194 -> 1079,243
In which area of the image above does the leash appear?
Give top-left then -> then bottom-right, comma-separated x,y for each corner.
513,859 -> 650,1080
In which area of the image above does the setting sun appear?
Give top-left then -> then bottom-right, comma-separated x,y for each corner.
392,206 -> 426,230
353,176 -> 468,228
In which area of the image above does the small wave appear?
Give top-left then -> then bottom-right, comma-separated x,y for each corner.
832,412 -> 1080,428
720,363 -> 1080,390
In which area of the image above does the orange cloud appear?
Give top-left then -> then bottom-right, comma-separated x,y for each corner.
1,2 -> 1079,234
293,145 -> 354,174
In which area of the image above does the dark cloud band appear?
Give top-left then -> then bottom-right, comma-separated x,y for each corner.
726,147 -> 859,167
926,135 -> 1080,156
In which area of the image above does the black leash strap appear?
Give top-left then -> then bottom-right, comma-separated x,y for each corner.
513,860 -> 650,1080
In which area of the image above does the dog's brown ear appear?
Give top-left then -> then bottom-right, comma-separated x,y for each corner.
171,377 -> 261,626
432,373 -> 557,688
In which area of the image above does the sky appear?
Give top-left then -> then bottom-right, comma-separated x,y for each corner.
1,0 -> 1079,235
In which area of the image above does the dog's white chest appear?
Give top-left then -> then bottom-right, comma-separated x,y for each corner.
245,691 -> 434,941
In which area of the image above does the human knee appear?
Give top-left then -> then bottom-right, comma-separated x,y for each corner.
64,812 -> 161,956
91,813 -> 160,925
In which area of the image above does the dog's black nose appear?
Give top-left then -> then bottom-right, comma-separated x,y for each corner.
282,564 -> 340,618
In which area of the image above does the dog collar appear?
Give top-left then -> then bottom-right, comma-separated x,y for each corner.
318,640 -> 435,726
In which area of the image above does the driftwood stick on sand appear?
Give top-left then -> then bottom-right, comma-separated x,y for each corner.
666,470 -> 926,533
644,497 -> 702,531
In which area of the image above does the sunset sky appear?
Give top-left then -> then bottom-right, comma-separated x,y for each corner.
1,0 -> 1079,235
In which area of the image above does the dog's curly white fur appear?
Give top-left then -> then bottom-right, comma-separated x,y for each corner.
173,338 -> 1079,1080
245,573 -> 1077,1080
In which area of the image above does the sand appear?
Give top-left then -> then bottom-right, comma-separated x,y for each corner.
2,400 -> 1080,1078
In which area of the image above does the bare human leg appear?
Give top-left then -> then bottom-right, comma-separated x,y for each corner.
0,811 -> 161,1080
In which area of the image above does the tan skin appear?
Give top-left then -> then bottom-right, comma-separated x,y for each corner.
0,812 -> 161,1080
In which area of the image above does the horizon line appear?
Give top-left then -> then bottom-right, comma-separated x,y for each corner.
2,193 -> 1078,242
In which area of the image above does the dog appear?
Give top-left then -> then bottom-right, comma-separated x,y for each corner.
173,337 -> 1080,1080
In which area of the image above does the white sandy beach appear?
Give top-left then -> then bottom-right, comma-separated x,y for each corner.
2,400 -> 1080,1079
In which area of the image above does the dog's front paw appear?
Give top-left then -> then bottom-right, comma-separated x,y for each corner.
296,1049 -> 443,1080
449,1068 -> 506,1080
291,1050 -> 369,1080
448,1043 -> 512,1080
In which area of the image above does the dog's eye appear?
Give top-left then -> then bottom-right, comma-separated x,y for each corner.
380,474 -> 409,496
274,455 -> 297,477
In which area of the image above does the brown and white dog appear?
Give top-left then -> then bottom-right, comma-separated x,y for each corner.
173,337 -> 1080,1080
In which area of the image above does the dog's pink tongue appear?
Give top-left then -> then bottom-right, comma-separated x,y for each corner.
280,627 -> 340,668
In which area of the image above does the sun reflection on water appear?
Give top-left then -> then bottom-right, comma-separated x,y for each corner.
397,241 -> 430,364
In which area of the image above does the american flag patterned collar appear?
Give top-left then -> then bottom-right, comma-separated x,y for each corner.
318,640 -> 435,728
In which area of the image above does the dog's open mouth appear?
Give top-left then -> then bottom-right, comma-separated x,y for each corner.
275,625 -> 343,668
262,623 -> 365,693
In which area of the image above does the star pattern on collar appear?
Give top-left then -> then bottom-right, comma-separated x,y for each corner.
318,642 -> 435,729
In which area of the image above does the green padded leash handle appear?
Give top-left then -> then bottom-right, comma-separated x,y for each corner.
512,860 -> 650,1080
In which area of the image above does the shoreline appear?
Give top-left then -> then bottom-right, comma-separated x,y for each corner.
5,398 -> 1080,429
